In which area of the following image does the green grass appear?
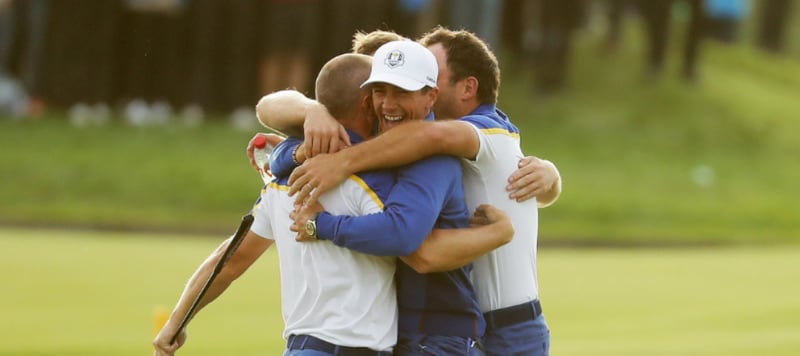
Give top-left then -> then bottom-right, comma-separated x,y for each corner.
2,228 -> 798,355
1,22 -> 799,244
0,227 -> 283,355
497,26 -> 800,244
0,119 -> 263,233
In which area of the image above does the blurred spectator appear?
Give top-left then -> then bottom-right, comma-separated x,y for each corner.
0,1 -> 10,75
414,0 -> 447,39
116,0 -> 184,124
223,1 -> 264,121
500,0 -> 524,54
0,0 -> 24,118
388,0 -> 440,39
179,0 -> 225,119
448,0 -> 504,50
259,0 -> 321,96
522,0 -> 587,94
756,0 -> 794,54
316,0 -> 395,83
638,0 -> 705,82
603,0 -> 632,52
48,0 -> 123,123
705,0 -> 747,43
0,0 -> 49,118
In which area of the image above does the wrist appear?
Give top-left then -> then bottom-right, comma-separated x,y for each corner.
305,212 -> 320,240
338,148 -> 358,176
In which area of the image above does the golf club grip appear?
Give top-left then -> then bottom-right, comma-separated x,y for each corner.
169,214 -> 255,344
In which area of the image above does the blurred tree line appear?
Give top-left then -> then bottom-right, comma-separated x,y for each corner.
0,0 -> 796,123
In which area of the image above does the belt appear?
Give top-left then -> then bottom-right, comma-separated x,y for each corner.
483,300 -> 543,332
287,334 -> 389,356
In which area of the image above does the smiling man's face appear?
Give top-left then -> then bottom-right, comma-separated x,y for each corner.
370,83 -> 438,132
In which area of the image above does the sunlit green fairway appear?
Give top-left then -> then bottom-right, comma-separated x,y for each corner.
540,246 -> 800,355
2,228 -> 798,355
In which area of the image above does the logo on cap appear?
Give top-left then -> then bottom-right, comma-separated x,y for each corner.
384,50 -> 405,68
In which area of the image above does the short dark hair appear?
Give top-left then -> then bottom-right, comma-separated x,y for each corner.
419,26 -> 500,104
315,54 -> 372,120
352,30 -> 405,56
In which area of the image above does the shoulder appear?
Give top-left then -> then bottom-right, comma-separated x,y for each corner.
459,106 -> 519,135
459,114 -> 496,130
460,117 -> 519,138
351,170 -> 395,202
354,169 -> 394,187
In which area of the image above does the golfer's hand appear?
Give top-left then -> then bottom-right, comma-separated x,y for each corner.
303,103 -> 350,158
506,156 -> 560,204
469,204 -> 507,226
153,324 -> 186,356
288,153 -> 349,206
246,133 -> 285,173
289,201 -> 324,242
469,204 -> 514,244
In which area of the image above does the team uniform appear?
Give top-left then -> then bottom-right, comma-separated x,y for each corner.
459,104 -> 550,356
252,131 -> 396,355
305,132 -> 485,355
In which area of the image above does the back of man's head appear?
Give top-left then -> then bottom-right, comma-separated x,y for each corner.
419,26 -> 500,104
315,53 -> 372,121
352,30 -> 406,56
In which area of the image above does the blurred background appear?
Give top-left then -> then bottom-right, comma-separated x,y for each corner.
1,0 -> 797,121
2,0 -> 798,240
2,0 -> 798,241
1,0 -> 799,355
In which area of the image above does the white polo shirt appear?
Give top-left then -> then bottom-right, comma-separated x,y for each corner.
459,108 -> 540,313
250,177 -> 397,351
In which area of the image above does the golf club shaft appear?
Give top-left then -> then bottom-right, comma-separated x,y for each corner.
169,214 -> 254,344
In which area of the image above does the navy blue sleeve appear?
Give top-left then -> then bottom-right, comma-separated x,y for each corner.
315,155 -> 462,256
269,137 -> 302,179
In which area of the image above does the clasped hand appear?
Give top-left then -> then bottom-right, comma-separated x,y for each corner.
289,200 -> 324,242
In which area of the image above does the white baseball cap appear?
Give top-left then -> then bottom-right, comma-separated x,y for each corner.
361,40 -> 438,91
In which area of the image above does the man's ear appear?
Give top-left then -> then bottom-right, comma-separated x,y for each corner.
360,93 -> 373,113
426,87 -> 439,106
462,76 -> 479,101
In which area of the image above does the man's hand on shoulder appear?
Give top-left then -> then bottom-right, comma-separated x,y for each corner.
506,156 -> 562,206
303,103 -> 351,158
288,152 -> 352,206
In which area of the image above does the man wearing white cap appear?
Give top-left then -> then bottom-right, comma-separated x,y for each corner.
283,40 -> 488,355
255,30 -> 560,355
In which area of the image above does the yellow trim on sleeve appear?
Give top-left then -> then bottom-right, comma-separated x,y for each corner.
264,178 -> 383,209
266,181 -> 289,191
347,175 -> 384,209
480,128 -> 520,140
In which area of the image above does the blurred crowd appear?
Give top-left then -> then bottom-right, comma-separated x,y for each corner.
0,0 -> 795,123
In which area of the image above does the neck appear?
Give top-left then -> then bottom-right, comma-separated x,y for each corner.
455,101 -> 482,118
342,115 -> 373,139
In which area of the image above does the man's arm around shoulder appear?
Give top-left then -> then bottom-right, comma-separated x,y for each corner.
338,119 -> 480,173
